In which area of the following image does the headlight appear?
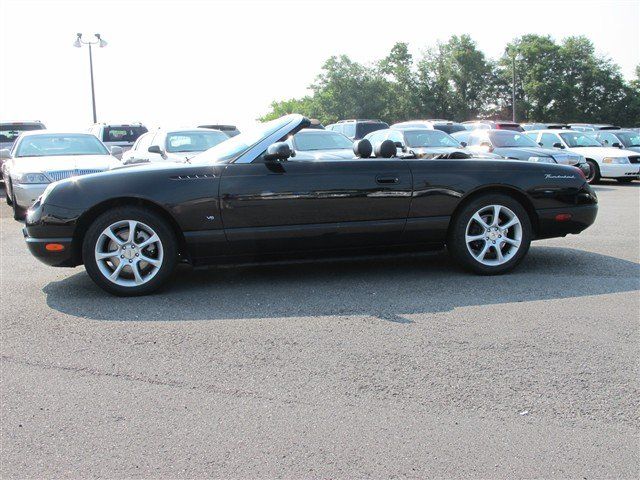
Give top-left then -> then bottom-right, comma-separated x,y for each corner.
528,156 -> 556,163
14,172 -> 51,184
602,157 -> 629,164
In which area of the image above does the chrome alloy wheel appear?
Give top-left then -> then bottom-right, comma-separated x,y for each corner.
94,220 -> 164,287
465,204 -> 522,266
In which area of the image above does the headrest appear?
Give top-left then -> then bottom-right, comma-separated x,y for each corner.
374,139 -> 397,158
353,139 -> 372,158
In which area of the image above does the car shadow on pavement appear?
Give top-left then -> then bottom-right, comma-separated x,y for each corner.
43,246 -> 640,323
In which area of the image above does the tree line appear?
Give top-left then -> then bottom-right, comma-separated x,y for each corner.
259,35 -> 640,126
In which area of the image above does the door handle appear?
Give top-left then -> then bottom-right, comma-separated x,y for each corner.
376,176 -> 399,184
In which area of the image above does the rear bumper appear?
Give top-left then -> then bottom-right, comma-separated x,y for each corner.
535,204 -> 598,240
23,229 -> 75,267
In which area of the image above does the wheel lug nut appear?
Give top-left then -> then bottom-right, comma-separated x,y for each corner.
120,255 -> 124,259
492,241 -> 496,244
499,235 -> 502,238
135,253 -> 139,257
129,259 -> 133,263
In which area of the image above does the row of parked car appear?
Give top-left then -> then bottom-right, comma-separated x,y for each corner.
1,117 -> 638,221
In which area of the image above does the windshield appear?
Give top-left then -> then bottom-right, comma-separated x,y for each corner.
193,116 -> 297,163
294,131 -> 352,151
488,131 -> 539,148
560,132 -> 602,147
615,131 -> 640,147
166,130 -> 228,153
15,134 -> 109,157
103,126 -> 148,143
404,130 -> 460,148
0,123 -> 45,143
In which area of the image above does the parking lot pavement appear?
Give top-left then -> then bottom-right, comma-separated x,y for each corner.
1,182 -> 638,479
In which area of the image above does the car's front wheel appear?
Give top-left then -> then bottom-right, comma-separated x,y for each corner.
82,207 -> 178,296
447,194 -> 532,275
586,160 -> 600,184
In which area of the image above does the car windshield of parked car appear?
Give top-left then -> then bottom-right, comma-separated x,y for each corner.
403,130 -> 460,148
166,130 -> 228,153
560,133 -> 602,147
193,116 -> 295,163
488,131 -> 539,148
294,131 -> 352,151
615,131 -> 640,147
15,134 -> 109,157
103,126 -> 148,143
0,123 -> 44,143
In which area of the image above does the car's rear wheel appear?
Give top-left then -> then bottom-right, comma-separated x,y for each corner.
82,207 -> 178,296
586,160 -> 600,184
447,194 -> 532,275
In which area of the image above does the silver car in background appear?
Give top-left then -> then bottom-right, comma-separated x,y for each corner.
88,123 -> 148,158
1,132 -> 121,219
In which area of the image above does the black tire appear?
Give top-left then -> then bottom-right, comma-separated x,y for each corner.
586,160 -> 600,184
447,193 -> 532,275
82,206 -> 178,296
616,178 -> 634,183
5,183 -> 13,206
11,186 -> 26,221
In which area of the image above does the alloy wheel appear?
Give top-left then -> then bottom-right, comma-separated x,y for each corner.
465,204 -> 522,266
94,220 -> 164,287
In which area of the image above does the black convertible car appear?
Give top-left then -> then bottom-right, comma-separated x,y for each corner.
24,115 -> 598,296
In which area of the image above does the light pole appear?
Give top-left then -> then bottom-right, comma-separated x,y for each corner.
74,33 -> 107,124
510,50 -> 523,123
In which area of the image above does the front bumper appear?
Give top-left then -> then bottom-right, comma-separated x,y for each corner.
12,182 -> 47,208
599,162 -> 640,179
23,229 -> 75,267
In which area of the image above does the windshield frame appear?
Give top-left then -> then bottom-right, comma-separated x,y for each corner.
192,114 -> 307,165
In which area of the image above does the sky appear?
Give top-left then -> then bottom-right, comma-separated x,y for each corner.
1,0 -> 638,131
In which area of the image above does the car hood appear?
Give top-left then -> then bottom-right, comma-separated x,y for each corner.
492,146 -> 556,159
621,146 -> 640,153
569,146 -> 639,158
10,154 -> 119,174
293,149 -> 354,160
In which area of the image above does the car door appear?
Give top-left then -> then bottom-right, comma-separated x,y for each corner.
219,155 -> 413,254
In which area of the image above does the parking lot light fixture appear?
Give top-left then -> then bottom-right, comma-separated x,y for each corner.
73,33 -> 107,123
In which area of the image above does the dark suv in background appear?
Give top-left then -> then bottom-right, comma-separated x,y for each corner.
0,121 -> 46,151
326,119 -> 389,140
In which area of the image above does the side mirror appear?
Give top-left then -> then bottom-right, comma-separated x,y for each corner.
612,142 -> 622,148
264,142 -> 293,162
480,141 -> 493,152
110,146 -> 123,159
552,142 -> 565,149
460,141 -> 468,147
538,142 -> 543,147
148,145 -> 166,158
0,148 -> 11,160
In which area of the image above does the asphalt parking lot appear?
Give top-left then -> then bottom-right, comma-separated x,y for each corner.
1,182 -> 638,479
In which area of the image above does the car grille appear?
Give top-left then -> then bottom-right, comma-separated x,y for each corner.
46,169 -> 104,182
628,156 -> 640,164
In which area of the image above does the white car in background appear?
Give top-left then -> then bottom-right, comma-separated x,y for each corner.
0,132 -> 121,219
526,129 -> 640,184
286,128 -> 354,160
122,128 -> 229,164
